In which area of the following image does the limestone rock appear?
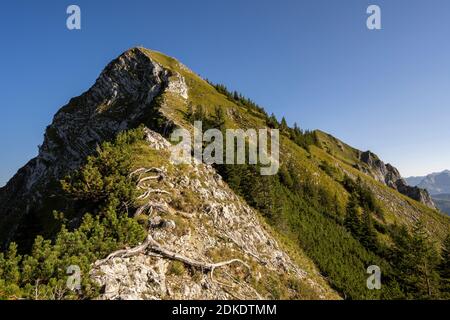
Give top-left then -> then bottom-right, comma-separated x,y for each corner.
0,48 -> 188,247
358,151 -> 436,209
90,129 -> 331,300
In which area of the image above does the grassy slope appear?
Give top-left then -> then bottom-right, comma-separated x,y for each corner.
313,131 -> 450,242
143,47 -> 450,242
139,48 -> 450,298
141,48 -> 341,298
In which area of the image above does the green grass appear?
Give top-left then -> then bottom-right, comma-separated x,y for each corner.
138,47 -> 450,299
314,130 -> 361,167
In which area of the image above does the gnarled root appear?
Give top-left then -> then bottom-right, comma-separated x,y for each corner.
94,234 -> 252,291
132,167 -> 170,200
134,201 -> 192,219
134,201 -> 166,217
129,167 -> 164,179
136,188 -> 170,200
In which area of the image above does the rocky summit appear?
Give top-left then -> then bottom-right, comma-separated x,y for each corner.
357,151 -> 436,209
0,48 -> 178,248
406,170 -> 450,215
0,48 -> 449,300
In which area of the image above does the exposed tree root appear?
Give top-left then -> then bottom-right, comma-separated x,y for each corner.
129,167 -> 164,179
138,175 -> 161,184
132,166 -> 192,219
134,199 -> 192,220
134,201 -> 168,217
137,188 -> 170,200
94,233 -> 252,294
103,165 -> 255,298
133,167 -> 169,200
95,234 -> 250,273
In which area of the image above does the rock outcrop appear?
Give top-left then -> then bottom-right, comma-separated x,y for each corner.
90,130 -> 331,299
357,151 -> 436,209
0,48 -> 183,248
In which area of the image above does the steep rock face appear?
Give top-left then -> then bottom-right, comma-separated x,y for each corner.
0,48 -> 185,247
405,170 -> 450,214
90,130 -> 333,299
357,151 -> 436,209
358,151 -> 390,184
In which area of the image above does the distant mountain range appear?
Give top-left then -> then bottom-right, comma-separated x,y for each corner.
405,170 -> 450,195
431,194 -> 450,216
405,170 -> 450,214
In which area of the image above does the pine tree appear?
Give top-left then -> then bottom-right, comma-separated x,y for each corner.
0,128 -> 147,299
360,207 -> 378,252
410,221 -> 440,298
280,117 -> 288,132
267,113 -> 279,129
391,221 -> 440,299
278,165 -> 294,189
212,106 -> 226,131
0,242 -> 21,296
344,193 -> 361,238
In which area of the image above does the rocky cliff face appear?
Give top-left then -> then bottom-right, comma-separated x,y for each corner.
0,48 -> 181,247
357,151 -> 436,209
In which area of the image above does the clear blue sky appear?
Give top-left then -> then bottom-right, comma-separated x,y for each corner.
0,0 -> 449,186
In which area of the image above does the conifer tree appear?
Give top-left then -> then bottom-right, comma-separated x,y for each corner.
0,128 -> 147,299
411,221 -> 440,298
344,193 -> 361,237
360,207 -> 378,252
212,106 -> 226,131
391,222 -> 440,299
267,113 -> 279,129
280,117 -> 288,132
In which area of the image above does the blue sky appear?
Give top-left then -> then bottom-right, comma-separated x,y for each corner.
0,0 -> 449,186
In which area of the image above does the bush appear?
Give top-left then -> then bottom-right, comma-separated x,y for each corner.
0,128 -> 147,300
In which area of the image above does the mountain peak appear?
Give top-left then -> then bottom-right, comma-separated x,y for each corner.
0,48 -> 189,247
415,170 -> 450,196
